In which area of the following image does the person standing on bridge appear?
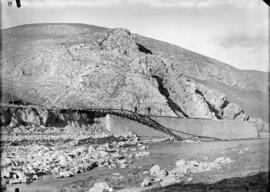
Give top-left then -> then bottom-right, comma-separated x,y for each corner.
147,107 -> 151,115
134,106 -> 138,113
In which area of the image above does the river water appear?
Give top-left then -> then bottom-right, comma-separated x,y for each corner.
6,138 -> 269,192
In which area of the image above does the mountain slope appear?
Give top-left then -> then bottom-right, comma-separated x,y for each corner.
195,78 -> 269,122
0,23 -> 268,123
133,34 -> 269,93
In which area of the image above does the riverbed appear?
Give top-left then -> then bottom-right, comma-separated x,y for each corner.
6,138 -> 269,192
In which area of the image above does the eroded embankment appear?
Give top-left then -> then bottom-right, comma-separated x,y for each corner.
0,103 -> 183,140
0,104 -> 104,128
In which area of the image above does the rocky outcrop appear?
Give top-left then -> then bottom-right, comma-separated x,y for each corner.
0,105 -> 105,133
141,157 -> 234,188
82,28 -> 251,120
89,182 -> 113,192
1,25 -> 267,125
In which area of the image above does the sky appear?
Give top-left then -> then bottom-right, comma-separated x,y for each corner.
1,0 -> 269,72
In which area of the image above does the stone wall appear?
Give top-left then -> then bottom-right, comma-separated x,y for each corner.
106,114 -> 260,140
105,114 -> 169,138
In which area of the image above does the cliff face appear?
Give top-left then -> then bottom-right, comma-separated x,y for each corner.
0,24 -> 268,125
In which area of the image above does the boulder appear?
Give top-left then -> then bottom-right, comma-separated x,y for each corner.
149,164 -> 168,180
57,171 -> 74,178
175,159 -> 186,167
135,151 -> 150,158
160,174 -> 179,187
15,108 -> 41,125
141,176 -> 152,187
9,116 -> 20,128
89,181 -> 113,192
149,165 -> 161,176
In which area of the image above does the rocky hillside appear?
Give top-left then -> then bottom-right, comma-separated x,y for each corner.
0,24 -> 268,125
132,34 -> 269,122
133,35 -> 269,93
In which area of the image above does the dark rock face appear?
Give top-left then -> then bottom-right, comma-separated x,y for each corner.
0,24 -> 268,126
0,106 -> 104,132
